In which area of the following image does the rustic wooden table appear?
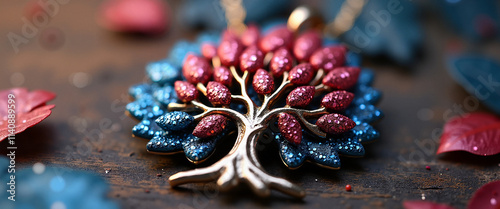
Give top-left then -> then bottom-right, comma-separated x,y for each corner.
1,1 -> 499,209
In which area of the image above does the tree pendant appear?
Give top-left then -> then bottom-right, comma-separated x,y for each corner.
126,23 -> 383,198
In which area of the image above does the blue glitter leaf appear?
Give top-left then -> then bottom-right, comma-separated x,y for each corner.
345,104 -> 383,124
167,41 -> 200,66
352,85 -> 382,105
278,139 -> 306,169
153,85 -> 178,106
346,51 -> 361,67
132,118 -> 165,140
183,131 -> 226,162
351,123 -> 380,143
146,132 -> 187,154
357,69 -> 375,86
304,140 -> 341,169
195,32 -> 221,45
146,60 -> 181,85
129,83 -> 153,100
331,132 -> 365,157
126,98 -> 164,121
155,111 -> 194,131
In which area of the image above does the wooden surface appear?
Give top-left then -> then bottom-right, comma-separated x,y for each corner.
1,1 -> 500,209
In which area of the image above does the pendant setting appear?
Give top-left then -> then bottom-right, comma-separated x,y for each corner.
126,23 -> 383,198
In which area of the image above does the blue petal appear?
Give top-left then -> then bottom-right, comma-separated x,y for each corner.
346,51 -> 361,67
278,140 -> 306,169
345,104 -> 383,124
182,131 -> 225,162
128,83 -> 153,100
146,132 -> 187,153
126,98 -> 164,120
351,123 -> 380,143
155,111 -> 194,131
146,60 -> 181,85
357,69 -> 375,86
331,132 -> 365,157
167,41 -> 200,66
153,85 -> 178,106
352,85 -> 382,105
304,140 -> 341,169
132,119 -> 165,140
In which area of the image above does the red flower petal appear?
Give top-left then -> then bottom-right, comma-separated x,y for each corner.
206,81 -> 231,106
286,86 -> 315,107
174,81 -> 198,102
193,114 -> 227,138
98,0 -> 168,35
293,30 -> 322,62
252,69 -> 274,94
403,201 -> 456,209
182,54 -> 213,84
468,181 -> 500,209
0,88 -> 56,142
437,113 -> 500,156
270,47 -> 293,77
240,45 -> 264,73
258,26 -> 294,53
278,113 -> 302,144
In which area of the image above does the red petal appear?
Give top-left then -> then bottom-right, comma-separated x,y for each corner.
174,81 -> 198,102
468,181 -> 500,209
293,30 -> 322,62
240,45 -> 264,73
438,113 -> 500,156
289,63 -> 315,85
201,43 -> 217,60
241,24 -> 260,47
258,26 -> 294,53
193,114 -> 227,138
316,113 -> 355,134
322,67 -> 360,90
310,45 -> 347,72
99,0 -> 168,35
278,113 -> 302,144
252,69 -> 274,94
286,86 -> 315,107
218,30 -> 244,66
206,81 -> 231,106
213,66 -> 232,86
403,201 -> 456,209
0,88 -> 55,116
0,104 -> 55,142
321,91 -> 354,111
270,47 -> 294,77
182,54 -> 213,84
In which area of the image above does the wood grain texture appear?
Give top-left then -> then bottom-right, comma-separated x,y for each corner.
0,1 -> 499,209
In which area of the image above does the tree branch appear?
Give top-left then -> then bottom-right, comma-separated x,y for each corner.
257,71 -> 292,117
260,106 -> 328,138
230,66 -> 256,118
191,100 -> 249,124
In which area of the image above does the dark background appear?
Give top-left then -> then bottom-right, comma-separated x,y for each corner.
1,1 -> 499,208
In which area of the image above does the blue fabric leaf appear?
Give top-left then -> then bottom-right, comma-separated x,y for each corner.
132,118 -> 165,140
447,55 -> 500,114
304,140 -> 341,169
351,122 -> 380,143
155,111 -> 194,131
183,131 -> 226,162
278,138 -> 306,169
126,98 -> 164,121
147,132 -> 187,154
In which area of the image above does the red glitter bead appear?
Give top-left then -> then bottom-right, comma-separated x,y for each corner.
321,91 -> 354,111
201,43 -> 217,60
322,67 -> 360,90
426,166 -> 431,170
288,63 -> 315,85
174,81 -> 198,102
182,54 -> 213,84
240,45 -> 264,73
286,86 -> 315,107
278,113 -> 302,145
252,69 -> 275,94
258,26 -> 294,53
193,114 -> 227,138
345,185 -> 352,192
293,30 -> 322,62
213,66 -> 232,86
218,30 -> 244,66
316,113 -> 356,134
310,46 -> 347,72
270,47 -> 293,77
241,24 -> 260,47
206,81 -> 231,106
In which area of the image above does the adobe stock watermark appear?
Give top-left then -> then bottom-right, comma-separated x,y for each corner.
7,0 -> 70,54
348,0 -> 404,53
6,93 -> 17,201
398,73 -> 499,167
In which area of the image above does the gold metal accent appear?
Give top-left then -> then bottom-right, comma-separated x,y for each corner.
325,0 -> 368,37
220,0 -> 247,34
168,60 -> 334,198
287,6 -> 324,32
